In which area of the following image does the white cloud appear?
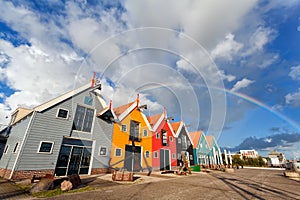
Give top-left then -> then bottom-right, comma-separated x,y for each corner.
231,78 -> 255,92
211,33 -> 243,60
289,65 -> 300,81
285,89 -> 300,107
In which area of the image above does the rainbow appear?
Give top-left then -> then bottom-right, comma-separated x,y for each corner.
136,83 -> 300,132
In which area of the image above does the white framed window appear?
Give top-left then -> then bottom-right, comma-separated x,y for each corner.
72,105 -> 95,133
178,138 -> 181,143
154,151 -> 158,158
99,146 -> 107,156
115,148 -> 122,157
145,151 -> 150,158
200,143 -> 203,148
170,136 -> 173,142
189,155 -> 193,160
121,124 -> 127,132
37,141 -> 54,153
172,153 -> 176,159
143,129 -> 148,137
13,142 -> 19,153
4,144 -> 9,154
56,108 -> 69,119
156,133 -> 160,139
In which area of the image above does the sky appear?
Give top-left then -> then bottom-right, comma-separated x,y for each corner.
0,0 -> 300,159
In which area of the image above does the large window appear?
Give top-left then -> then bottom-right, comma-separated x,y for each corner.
162,129 -> 168,146
38,141 -> 54,153
72,105 -> 95,132
129,120 -> 140,141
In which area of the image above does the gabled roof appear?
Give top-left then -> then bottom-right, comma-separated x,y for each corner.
206,135 -> 220,149
189,131 -> 204,148
11,107 -> 33,126
148,113 -> 176,137
34,83 -> 102,112
113,102 -> 135,118
171,121 -> 194,146
147,113 -> 162,128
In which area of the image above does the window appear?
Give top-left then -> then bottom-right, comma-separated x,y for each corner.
129,120 -> 140,141
4,144 -> 9,154
73,105 -> 95,132
200,143 -> 203,148
13,142 -> 19,153
38,141 -> 54,153
115,148 -> 122,157
189,155 -> 193,160
156,133 -> 160,139
84,96 -> 93,106
143,130 -> 148,137
169,136 -> 173,142
99,146 -> 107,156
178,138 -> 181,143
172,153 -> 176,159
145,151 -> 150,158
182,135 -> 187,149
57,108 -> 69,119
154,151 -> 158,158
187,140 -> 191,146
162,129 -> 167,146
178,153 -> 181,159
121,125 -> 127,132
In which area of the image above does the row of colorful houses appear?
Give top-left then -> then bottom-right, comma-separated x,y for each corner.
0,81 -> 222,180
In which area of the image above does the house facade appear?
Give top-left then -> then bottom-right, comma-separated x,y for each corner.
110,97 -> 153,172
171,121 -> 194,166
148,111 -> 177,171
0,82 -> 114,179
206,135 -> 223,167
189,131 -> 210,167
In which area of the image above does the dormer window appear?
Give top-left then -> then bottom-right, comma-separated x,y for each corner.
57,108 -> 69,119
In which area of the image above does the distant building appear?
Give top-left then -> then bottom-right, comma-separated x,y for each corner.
268,150 -> 286,167
239,149 -> 258,159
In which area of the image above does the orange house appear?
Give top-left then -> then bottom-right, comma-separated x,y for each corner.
110,96 -> 153,171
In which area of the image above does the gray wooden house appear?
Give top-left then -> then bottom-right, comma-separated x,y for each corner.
0,82 -> 115,179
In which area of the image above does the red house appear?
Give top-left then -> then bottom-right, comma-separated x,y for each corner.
148,110 -> 177,171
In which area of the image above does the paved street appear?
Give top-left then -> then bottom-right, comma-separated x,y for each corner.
46,168 -> 300,200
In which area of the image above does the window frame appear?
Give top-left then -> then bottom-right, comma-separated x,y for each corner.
169,136 -> 173,142
37,141 -> 54,154
99,146 -> 108,156
154,151 -> 158,158
56,108 -> 69,119
145,150 -> 150,158
143,129 -> 148,137
178,138 -> 181,143
121,124 -> 127,132
115,148 -> 122,157
172,153 -> 176,159
13,142 -> 19,154
72,104 -> 95,133
4,144 -> 9,154
156,133 -> 160,139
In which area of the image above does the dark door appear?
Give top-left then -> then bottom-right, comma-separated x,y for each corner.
124,145 -> 141,172
67,147 -> 83,175
160,149 -> 170,170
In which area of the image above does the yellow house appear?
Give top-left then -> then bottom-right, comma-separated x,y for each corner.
110,96 -> 153,171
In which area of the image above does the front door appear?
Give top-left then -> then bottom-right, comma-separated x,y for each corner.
67,147 -> 83,175
124,145 -> 141,172
160,149 -> 170,170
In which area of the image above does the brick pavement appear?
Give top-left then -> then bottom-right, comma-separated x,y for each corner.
0,178 -> 30,200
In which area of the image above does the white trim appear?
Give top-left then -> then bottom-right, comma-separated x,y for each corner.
145,150 -> 150,158
118,102 -> 137,122
115,148 -> 122,157
154,151 -> 158,158
89,140 -> 96,175
167,121 -> 176,137
169,136 -> 173,142
143,129 -> 148,137
10,111 -> 35,179
56,108 -> 69,119
99,146 -> 108,156
37,141 -> 54,154
141,112 -> 154,131
152,113 -> 164,131
34,83 -> 94,112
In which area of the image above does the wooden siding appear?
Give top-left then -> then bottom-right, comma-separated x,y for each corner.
175,127 -> 194,166
0,115 -> 32,170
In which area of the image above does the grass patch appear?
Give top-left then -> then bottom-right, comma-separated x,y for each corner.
16,183 -> 32,192
31,186 -> 95,198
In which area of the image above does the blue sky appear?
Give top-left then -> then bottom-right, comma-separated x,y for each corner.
0,0 -> 300,159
